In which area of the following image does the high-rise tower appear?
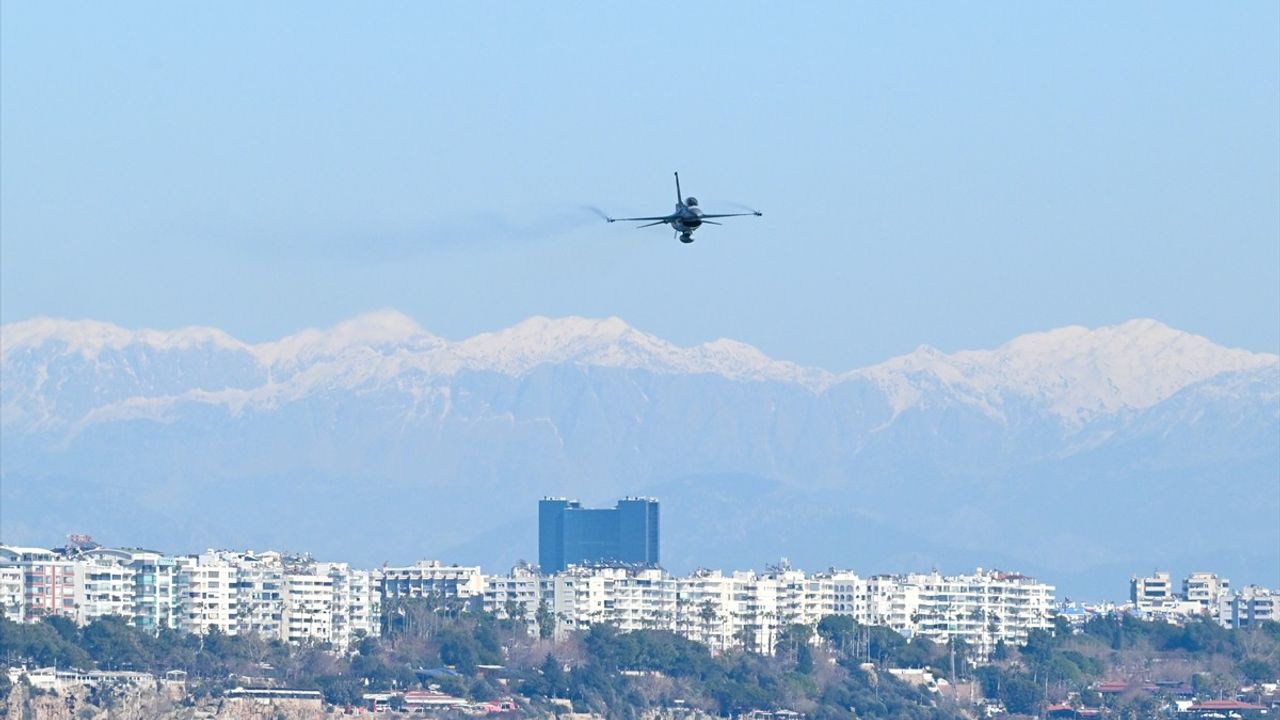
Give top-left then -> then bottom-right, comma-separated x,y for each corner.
538,497 -> 660,573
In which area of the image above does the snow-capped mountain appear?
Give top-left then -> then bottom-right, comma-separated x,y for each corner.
6,311 -> 1270,431
2,312 -> 1276,596
847,319 -> 1276,424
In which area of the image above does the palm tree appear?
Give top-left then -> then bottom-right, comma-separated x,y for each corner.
698,600 -> 720,650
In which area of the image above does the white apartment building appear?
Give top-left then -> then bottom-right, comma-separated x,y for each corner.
670,566 -> 798,655
866,574 -> 922,634
543,566 -> 677,638
174,551 -> 372,650
744,567 -> 823,653
482,564 -> 542,628
320,563 -> 380,650
906,569 -> 1056,658
731,573 -> 786,654
674,569 -> 743,653
0,546 -> 79,621
118,550 -> 376,650
1225,586 -> 1277,629
672,569 -> 798,654
3,540 -> 1064,660
0,566 -> 24,622
381,561 -> 485,604
355,569 -> 382,638
281,571 -> 334,645
475,564 -> 1054,657
599,567 -> 677,632
766,567 -> 815,628
818,570 -> 871,619
179,555 -> 239,635
0,545 -> 399,650
1131,571 -> 1174,610
120,550 -> 182,632
185,551 -> 357,649
226,552 -> 285,640
69,548 -> 186,631
74,551 -> 136,625
1183,572 -> 1230,612
545,568 -> 609,634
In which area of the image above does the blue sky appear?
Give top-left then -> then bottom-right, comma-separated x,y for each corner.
2,2 -> 1277,369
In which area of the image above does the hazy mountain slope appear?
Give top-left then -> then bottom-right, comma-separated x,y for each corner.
2,312 -> 1276,597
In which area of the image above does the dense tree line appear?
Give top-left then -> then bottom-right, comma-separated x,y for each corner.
2,607 -> 1276,718
0,609 -> 959,718
974,615 -> 1280,718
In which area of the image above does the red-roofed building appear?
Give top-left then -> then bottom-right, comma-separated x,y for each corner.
1094,680 -> 1157,695
1182,699 -> 1266,718
1044,706 -> 1103,718
403,690 -> 467,708
478,698 -> 519,713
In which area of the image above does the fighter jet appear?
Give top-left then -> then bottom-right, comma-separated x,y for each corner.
604,172 -> 762,243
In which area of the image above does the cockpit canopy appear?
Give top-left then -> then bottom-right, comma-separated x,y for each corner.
685,196 -> 698,207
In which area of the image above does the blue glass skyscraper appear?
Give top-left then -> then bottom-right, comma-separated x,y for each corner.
538,497 -> 659,573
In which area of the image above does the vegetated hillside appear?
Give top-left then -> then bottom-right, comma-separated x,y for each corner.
4,608 -> 1279,719
2,312 -> 1277,597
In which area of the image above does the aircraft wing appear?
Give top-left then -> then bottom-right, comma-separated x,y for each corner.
696,212 -> 763,219
607,215 -> 672,223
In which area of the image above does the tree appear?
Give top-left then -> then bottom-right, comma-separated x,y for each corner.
351,650 -> 399,690
776,623 -> 814,667
82,616 -> 150,671
0,617 -> 91,669
535,600 -> 556,641
316,674 -> 362,706
1238,658 -> 1275,684
817,615 -> 858,657
540,653 -> 567,698
1000,673 -> 1044,714
796,643 -> 814,675
991,638 -> 1009,660
503,600 -> 529,634
733,624 -> 759,655
44,615 -> 79,643
976,665 -> 1002,700
698,600 -> 720,648
866,625 -> 908,666
947,637 -> 970,680
893,637 -> 935,669
1021,628 -> 1055,681
439,629 -> 480,674
1081,688 -> 1103,707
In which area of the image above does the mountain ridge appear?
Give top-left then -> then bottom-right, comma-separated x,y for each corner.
3,311 -> 1276,597
4,312 -> 1275,428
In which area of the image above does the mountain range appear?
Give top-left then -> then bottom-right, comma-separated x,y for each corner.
2,311 -> 1277,598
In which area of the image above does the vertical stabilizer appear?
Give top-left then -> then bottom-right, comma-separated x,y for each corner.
674,172 -> 682,205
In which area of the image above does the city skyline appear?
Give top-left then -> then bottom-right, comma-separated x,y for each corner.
2,3 -> 1276,716
6,536 -> 1273,651
3,311 -> 1276,598
3,536 -> 1273,716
